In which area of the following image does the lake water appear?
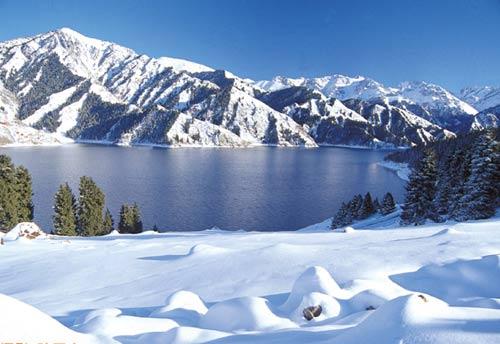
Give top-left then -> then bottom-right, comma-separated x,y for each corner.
0,145 -> 405,232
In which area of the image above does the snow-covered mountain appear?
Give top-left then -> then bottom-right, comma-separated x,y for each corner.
0,28 -> 495,148
259,87 -> 454,147
0,28 -> 315,147
460,86 -> 500,112
257,76 -> 480,133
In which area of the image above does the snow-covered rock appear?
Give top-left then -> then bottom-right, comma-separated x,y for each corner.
3,222 -> 46,241
460,86 -> 500,112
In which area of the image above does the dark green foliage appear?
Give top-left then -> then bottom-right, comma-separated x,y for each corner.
349,194 -> 363,220
359,192 -> 375,219
0,155 -> 19,230
77,176 -> 105,236
454,131 -> 499,221
331,202 -> 351,229
373,198 -> 380,211
400,150 -> 438,225
15,166 -> 34,222
118,203 -> 143,234
53,183 -> 78,236
381,192 -> 396,215
102,208 -> 114,235
0,156 -> 34,230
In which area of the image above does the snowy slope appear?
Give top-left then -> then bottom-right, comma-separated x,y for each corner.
460,86 -> 500,112
1,216 -> 499,343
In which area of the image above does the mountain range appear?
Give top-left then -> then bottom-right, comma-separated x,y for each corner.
0,28 -> 498,148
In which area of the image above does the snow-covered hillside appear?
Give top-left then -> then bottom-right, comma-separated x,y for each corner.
257,75 -> 488,133
0,28 -> 316,147
1,215 -> 499,343
460,86 -> 500,112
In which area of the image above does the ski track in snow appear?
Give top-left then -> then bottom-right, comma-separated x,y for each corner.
1,214 -> 499,343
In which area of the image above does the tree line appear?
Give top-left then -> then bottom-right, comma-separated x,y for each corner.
53,178 -> 144,236
400,129 -> 499,225
331,192 -> 396,229
0,153 -> 145,235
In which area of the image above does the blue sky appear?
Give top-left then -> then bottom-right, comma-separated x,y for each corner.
1,0 -> 499,91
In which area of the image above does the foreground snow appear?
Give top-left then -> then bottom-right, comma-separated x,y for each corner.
0,215 -> 499,343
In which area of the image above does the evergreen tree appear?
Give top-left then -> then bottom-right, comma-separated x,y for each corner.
400,149 -> 438,225
102,208 -> 114,235
454,131 -> 499,221
359,192 -> 375,219
381,192 -> 396,215
331,202 -> 349,229
373,197 -> 380,212
0,155 -> 19,230
53,183 -> 77,236
15,166 -> 34,222
349,194 -> 363,220
118,204 -> 133,233
77,176 -> 105,236
131,203 -> 143,234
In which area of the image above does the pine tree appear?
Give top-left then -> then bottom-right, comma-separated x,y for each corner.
118,204 -> 133,233
102,208 -> 114,235
15,166 -> 34,222
331,202 -> 349,229
373,197 -> 380,212
349,194 -> 363,220
454,131 -> 499,221
77,176 -> 105,236
381,192 -> 396,215
0,155 -> 19,230
131,203 -> 143,234
53,183 -> 77,236
400,149 -> 438,225
359,192 -> 375,219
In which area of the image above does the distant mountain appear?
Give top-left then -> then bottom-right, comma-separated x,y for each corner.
0,28 -> 495,148
460,86 -> 500,112
257,76 -> 478,133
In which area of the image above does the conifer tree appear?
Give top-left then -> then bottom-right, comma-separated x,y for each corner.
15,166 -> 34,222
331,202 -> 349,229
131,203 -> 143,234
77,176 -> 105,236
349,194 -> 363,220
381,192 -> 396,215
359,192 -> 375,219
53,183 -> 77,236
400,149 -> 438,225
0,155 -> 19,230
454,131 -> 499,221
373,197 -> 380,212
102,208 -> 114,235
118,204 -> 133,233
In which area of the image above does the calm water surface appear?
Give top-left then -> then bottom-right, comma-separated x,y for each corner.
0,145 -> 405,231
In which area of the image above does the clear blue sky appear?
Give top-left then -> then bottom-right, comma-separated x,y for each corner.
1,0 -> 499,91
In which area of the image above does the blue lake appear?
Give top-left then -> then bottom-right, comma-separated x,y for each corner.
0,145 -> 405,231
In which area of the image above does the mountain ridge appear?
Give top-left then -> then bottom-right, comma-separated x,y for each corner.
0,28 -> 498,148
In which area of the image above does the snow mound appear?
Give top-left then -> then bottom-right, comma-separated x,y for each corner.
200,296 -> 297,332
333,226 -> 355,233
188,244 -> 228,255
150,290 -> 208,325
335,293 -> 448,343
282,266 -> 343,313
0,293 -> 92,343
391,254 -> 500,306
74,307 -> 178,338
136,325 -> 230,344
3,222 -> 46,241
